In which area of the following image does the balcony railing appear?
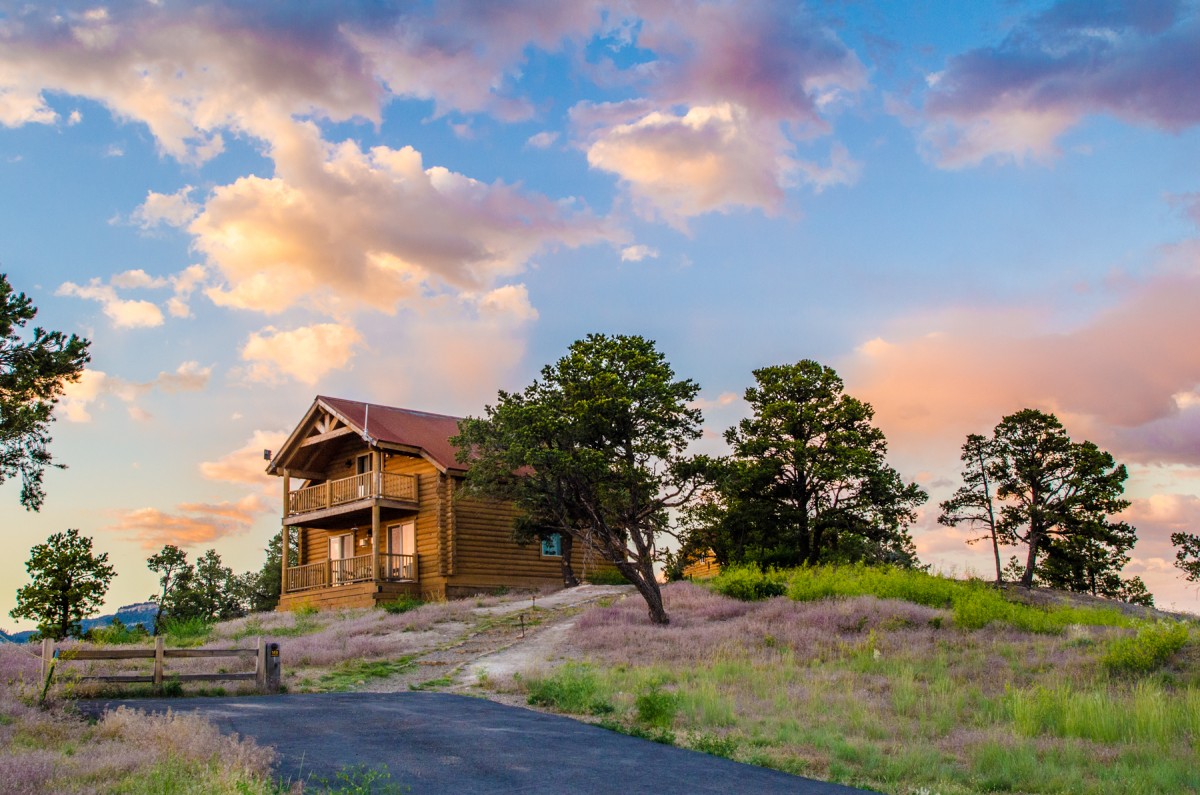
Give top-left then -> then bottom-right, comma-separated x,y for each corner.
285,553 -> 418,593
287,472 -> 417,516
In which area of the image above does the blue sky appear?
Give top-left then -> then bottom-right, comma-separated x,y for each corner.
3,0 -> 1200,626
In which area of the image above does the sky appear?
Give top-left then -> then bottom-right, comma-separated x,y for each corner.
2,0 -> 1199,628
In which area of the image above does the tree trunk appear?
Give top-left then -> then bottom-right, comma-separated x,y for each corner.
559,533 -> 579,588
990,528 -> 1003,584
615,559 -> 669,625
1021,532 -> 1040,588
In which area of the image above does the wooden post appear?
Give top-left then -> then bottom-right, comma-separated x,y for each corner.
325,480 -> 332,509
41,637 -> 52,684
153,636 -> 164,692
281,525 -> 290,595
373,449 -> 382,497
255,636 -> 267,692
371,502 -> 381,583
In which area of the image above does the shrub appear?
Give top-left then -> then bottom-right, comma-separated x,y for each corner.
381,595 -> 425,614
159,616 -> 213,647
525,663 -> 615,715
635,683 -> 679,728
585,568 -> 630,586
709,565 -> 788,601
88,618 -> 149,645
1103,621 -> 1191,675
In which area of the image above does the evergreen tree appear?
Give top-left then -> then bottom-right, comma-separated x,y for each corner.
10,529 -> 115,640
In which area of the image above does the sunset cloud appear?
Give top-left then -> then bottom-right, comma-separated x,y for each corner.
240,322 -> 364,386
919,0 -> 1200,167
200,430 -> 289,486
58,362 -> 212,423
57,279 -> 165,328
109,494 -> 270,549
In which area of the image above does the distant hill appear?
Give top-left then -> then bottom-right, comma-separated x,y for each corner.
0,602 -> 158,644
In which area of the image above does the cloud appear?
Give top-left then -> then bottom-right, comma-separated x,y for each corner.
842,241 -> 1200,468
58,361 -> 212,422
525,131 -> 559,149
918,0 -> 1200,167
200,430 -> 289,486
132,186 -> 199,229
193,122 -> 614,316
620,244 -> 659,262
57,279 -> 164,328
0,85 -> 57,127
241,322 -> 364,385
109,494 -> 270,549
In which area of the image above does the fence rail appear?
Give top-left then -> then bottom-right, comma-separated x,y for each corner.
41,637 -> 281,693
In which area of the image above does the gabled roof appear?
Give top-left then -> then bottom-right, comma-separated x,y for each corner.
268,396 -> 467,476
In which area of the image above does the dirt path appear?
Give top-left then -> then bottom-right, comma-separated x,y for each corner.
364,584 -> 631,693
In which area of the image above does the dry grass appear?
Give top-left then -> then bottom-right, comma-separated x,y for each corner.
514,581 -> 1200,795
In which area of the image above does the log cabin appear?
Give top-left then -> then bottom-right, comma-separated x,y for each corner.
267,396 -> 608,610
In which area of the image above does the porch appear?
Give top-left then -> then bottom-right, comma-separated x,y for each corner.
285,553 -> 418,593
287,472 -> 417,518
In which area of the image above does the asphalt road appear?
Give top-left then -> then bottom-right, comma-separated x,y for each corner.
80,692 -> 878,794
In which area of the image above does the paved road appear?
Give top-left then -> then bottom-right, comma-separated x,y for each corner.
81,692 -> 878,794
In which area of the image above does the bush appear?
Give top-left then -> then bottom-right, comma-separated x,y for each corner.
635,683 -> 679,728
709,565 -> 788,601
1103,621 -> 1191,675
585,568 -> 630,585
525,663 -> 615,715
159,615 -> 213,646
88,618 -> 150,645
381,595 -> 425,614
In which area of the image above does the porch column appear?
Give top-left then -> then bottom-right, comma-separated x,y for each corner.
373,449 -> 382,497
281,524 -> 290,595
371,502 -> 381,584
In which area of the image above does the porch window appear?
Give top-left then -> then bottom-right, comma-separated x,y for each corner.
541,533 -> 562,557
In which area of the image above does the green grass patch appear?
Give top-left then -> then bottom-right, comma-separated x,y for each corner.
634,682 -> 679,727
524,663 -> 616,715
381,595 -> 426,614
710,564 -> 1134,634
585,568 -> 631,585
1102,621 -> 1190,675
1007,681 -> 1200,746
159,616 -> 214,647
317,657 -> 417,691
308,763 -> 408,794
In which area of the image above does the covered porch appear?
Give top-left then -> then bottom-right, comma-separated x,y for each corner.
285,552 -> 418,593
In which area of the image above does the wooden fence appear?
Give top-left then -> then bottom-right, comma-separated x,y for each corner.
41,636 -> 281,694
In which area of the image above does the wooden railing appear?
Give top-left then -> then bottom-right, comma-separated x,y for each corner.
41,637 -> 281,694
285,553 -> 418,593
287,472 -> 417,516
379,553 -> 417,581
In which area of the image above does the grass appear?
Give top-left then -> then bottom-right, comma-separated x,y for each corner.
159,616 -> 214,647
317,657 -> 417,691
505,572 -> 1199,795
380,595 -> 426,615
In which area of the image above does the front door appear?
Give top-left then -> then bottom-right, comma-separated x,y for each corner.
355,453 -> 373,497
329,533 -> 353,584
387,521 -> 416,579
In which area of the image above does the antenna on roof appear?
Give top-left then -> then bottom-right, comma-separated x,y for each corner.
362,403 -> 376,446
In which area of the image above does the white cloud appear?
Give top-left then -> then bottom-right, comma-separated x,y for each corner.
620,244 -> 659,262
56,279 -> 165,328
525,131 -> 559,149
57,361 -> 212,422
200,429 -> 289,485
241,322 -> 364,385
132,186 -> 199,229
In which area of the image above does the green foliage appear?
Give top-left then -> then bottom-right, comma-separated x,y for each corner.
583,568 -> 630,585
712,564 -> 1133,634
317,657 -> 416,691
708,565 -> 788,600
524,662 -> 615,715
1171,531 -> 1200,583
0,273 -> 91,511
686,360 -> 926,571
10,528 -> 116,640
634,682 -> 679,727
88,617 -> 150,645
380,595 -> 425,614
689,732 -> 740,759
159,616 -> 214,647
1102,621 -> 1191,675
310,764 -> 408,794
939,433 -> 1003,582
454,333 -> 706,624
1008,681 -> 1200,746
153,548 -> 247,626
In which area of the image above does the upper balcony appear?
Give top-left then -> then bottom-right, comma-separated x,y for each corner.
286,472 -> 418,522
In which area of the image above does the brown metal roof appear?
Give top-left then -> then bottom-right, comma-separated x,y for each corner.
318,396 -> 466,472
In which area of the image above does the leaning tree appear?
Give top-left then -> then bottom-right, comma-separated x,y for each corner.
454,333 -> 706,625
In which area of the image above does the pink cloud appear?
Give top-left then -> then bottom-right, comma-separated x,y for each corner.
109,495 -> 270,549
919,0 -> 1200,167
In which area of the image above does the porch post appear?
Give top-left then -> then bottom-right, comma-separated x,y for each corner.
371,503 -> 381,583
281,472 -> 290,596
373,449 -> 382,497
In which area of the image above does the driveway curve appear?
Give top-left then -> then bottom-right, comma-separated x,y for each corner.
81,692 -> 877,794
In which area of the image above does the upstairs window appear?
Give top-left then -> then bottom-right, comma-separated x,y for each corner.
541,533 -> 562,558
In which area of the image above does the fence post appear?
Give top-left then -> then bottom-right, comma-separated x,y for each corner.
153,636 -> 164,692
40,638 -> 52,683
255,636 -> 267,692
266,642 -> 281,693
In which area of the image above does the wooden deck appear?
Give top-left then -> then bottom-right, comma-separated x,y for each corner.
287,472 -> 417,517
285,553 -> 417,593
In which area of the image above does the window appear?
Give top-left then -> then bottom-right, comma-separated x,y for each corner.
541,533 -> 562,557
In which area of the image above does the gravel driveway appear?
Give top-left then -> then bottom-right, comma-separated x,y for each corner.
80,692 -> 878,794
